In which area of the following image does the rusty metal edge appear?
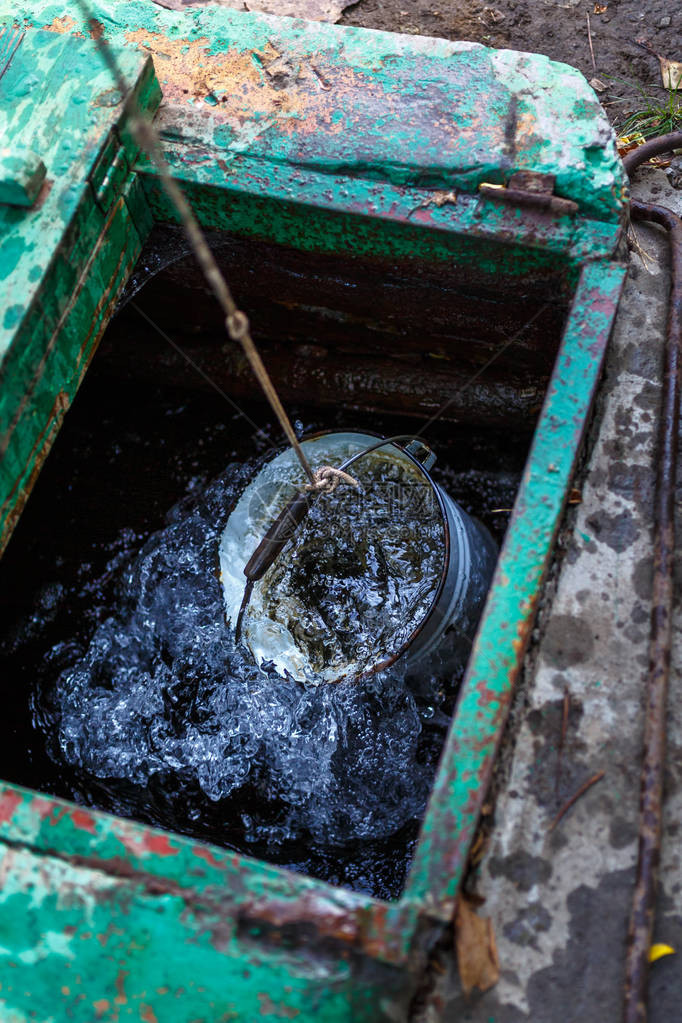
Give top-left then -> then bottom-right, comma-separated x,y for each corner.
401,258 -> 628,917
623,200 -> 682,1023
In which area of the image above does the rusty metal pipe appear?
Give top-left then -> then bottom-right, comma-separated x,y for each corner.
622,131 -> 682,177
623,198 -> 682,1023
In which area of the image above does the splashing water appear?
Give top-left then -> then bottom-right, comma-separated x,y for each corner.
47,458 -> 446,864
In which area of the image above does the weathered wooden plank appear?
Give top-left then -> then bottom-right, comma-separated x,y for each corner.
0,840 -> 412,1022
0,27 -> 161,553
14,0 -> 628,220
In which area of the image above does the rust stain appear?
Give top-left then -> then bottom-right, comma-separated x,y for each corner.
140,1005 -> 159,1023
122,29 -> 382,140
257,992 -> 300,1018
70,808 -> 97,835
87,18 -> 104,41
97,921 -> 126,948
93,1000 -> 110,1018
142,832 -> 179,857
0,790 -> 21,823
240,894 -> 360,945
29,795 -> 56,819
192,844 -> 223,869
114,969 -> 129,1006
124,31 -> 306,121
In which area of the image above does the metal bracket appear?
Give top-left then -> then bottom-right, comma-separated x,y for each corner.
405,438 -> 437,472
479,171 -> 579,216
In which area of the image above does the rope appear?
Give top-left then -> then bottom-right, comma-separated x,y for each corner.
303,465 -> 360,495
76,2 -> 317,487
77,3 -> 545,508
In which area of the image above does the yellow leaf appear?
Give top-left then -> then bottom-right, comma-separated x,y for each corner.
616,132 -> 647,158
659,58 -> 682,90
455,897 -> 500,996
649,943 -> 676,963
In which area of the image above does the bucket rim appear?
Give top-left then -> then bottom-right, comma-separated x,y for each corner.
228,428 -> 451,683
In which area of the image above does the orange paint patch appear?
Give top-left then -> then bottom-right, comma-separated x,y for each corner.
124,30 -> 305,118
121,29 -> 365,141
42,15 -> 82,37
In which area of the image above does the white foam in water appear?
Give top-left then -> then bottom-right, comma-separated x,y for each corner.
52,460 -> 442,849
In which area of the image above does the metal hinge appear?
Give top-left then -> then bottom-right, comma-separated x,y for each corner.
478,171 -> 579,216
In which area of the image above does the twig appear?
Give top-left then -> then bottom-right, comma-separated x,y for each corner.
549,770 -> 605,832
586,13 -> 596,72
633,37 -> 660,59
555,686 -> 570,795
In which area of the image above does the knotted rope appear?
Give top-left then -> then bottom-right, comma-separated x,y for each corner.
303,465 -> 360,495
78,4 -> 320,488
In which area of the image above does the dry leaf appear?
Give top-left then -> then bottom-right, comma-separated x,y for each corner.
616,132 -> 647,158
455,897 -> 500,996
469,831 -> 486,866
568,488 -> 582,505
593,3 -> 607,12
153,0 -> 357,23
660,57 -> 682,91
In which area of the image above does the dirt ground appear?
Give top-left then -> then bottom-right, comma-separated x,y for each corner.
341,0 -> 677,134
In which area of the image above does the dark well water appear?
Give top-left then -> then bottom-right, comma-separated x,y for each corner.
0,371 -> 529,899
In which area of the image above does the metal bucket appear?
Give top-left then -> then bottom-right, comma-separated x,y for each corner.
219,432 -> 497,683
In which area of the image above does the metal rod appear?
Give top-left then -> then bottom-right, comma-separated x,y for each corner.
622,132 -> 682,177
623,198 -> 682,1023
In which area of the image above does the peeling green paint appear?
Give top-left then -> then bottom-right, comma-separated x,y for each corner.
10,0 -> 627,221
0,25 -> 160,549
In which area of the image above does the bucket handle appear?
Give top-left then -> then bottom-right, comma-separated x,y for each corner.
242,434 -> 426,583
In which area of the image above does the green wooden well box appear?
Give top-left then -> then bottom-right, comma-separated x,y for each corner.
0,3 -> 627,1019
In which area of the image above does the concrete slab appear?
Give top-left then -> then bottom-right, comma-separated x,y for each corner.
415,167 -> 682,1022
